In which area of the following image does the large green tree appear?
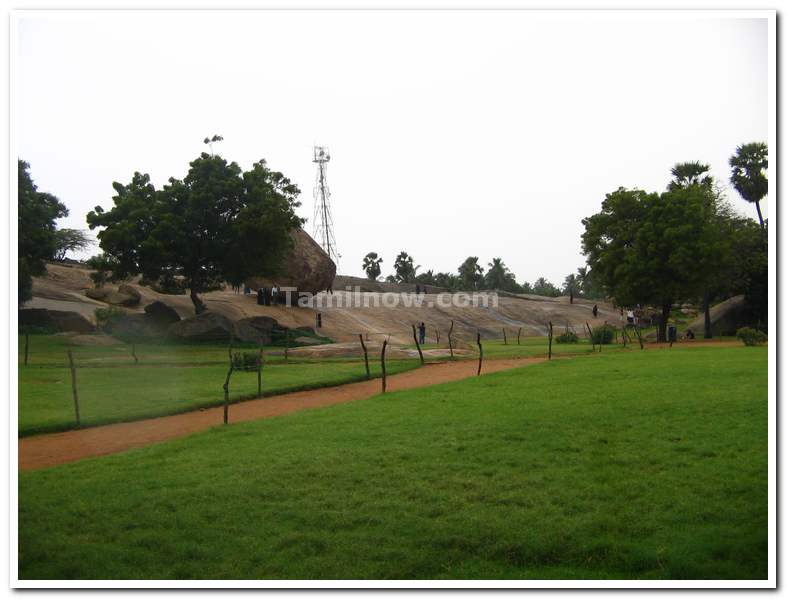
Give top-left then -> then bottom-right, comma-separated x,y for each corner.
582,186 -> 714,342
457,256 -> 484,291
362,252 -> 383,280
729,142 -> 768,230
393,251 -> 419,283
18,160 -> 68,304
87,153 -> 303,314
485,258 -> 517,291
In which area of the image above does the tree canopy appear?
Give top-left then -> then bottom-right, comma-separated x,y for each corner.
53,228 -> 93,261
393,251 -> 419,283
18,160 -> 68,304
362,252 -> 383,281
87,152 -> 303,313
457,256 -> 484,291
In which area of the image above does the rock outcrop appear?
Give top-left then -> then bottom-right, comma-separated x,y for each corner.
232,316 -> 286,344
144,301 -> 181,326
245,228 -> 336,295
19,309 -> 95,333
85,285 -> 140,307
167,312 -> 236,343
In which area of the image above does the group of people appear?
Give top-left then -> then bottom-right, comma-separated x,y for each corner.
414,284 -> 428,295
256,285 -> 293,306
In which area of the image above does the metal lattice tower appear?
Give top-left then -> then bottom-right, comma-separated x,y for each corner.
312,145 -> 339,267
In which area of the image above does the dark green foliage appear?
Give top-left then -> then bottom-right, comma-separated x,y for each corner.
729,142 -> 768,229
85,253 -> 119,288
362,252 -> 383,280
393,252 -> 419,283
556,331 -> 579,344
591,325 -> 615,345
18,160 -> 68,304
52,229 -> 93,261
485,258 -> 518,291
531,277 -> 560,297
87,153 -> 303,313
457,256 -> 484,291
736,327 -> 767,347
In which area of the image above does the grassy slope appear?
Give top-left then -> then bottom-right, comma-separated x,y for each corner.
19,346 -> 766,580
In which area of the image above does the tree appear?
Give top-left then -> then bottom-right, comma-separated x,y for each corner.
415,270 -> 436,285
362,252 -> 383,280
85,253 -> 119,288
729,142 -> 768,230
485,258 -> 517,291
582,186 -> 716,342
434,271 -> 459,290
457,256 -> 484,291
53,228 -> 93,261
532,277 -> 560,297
393,251 -> 419,283
18,160 -> 68,304
87,152 -> 303,314
668,161 -> 712,191
562,273 -> 580,302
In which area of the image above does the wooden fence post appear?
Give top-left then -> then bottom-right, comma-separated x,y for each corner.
284,329 -> 290,362
586,322 -> 595,352
131,342 -> 138,365
634,325 -> 644,350
502,328 -> 507,345
223,365 -> 234,424
448,320 -> 454,359
380,339 -> 388,393
67,350 -> 80,428
359,333 -> 370,379
548,322 -> 553,360
257,342 -> 264,398
477,332 -> 483,376
622,325 -> 627,347
435,329 -> 440,344
517,327 -> 522,345
412,324 -> 424,365
24,333 -> 29,367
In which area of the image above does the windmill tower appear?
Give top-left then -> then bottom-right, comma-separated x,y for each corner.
312,145 -> 339,267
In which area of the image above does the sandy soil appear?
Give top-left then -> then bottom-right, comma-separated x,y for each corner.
19,356 -> 543,471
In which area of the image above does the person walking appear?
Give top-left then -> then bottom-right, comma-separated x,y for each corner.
257,288 -> 264,306
592,304 -> 598,318
316,313 -> 322,329
418,322 -> 426,345
271,285 -> 279,306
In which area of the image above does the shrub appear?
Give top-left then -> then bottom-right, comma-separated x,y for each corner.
556,331 -> 579,344
231,351 -> 260,371
591,325 -> 615,345
94,306 -> 125,330
736,327 -> 767,346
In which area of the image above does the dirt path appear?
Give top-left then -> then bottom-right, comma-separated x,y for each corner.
19,357 -> 544,471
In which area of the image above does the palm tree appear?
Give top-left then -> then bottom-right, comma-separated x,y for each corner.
485,258 -> 513,290
457,256 -> 484,291
730,142 -> 768,230
668,161 -> 712,190
362,252 -> 383,280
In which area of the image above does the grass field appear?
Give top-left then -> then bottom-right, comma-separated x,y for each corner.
19,335 -> 419,436
19,345 -> 767,579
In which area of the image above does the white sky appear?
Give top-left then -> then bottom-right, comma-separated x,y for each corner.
17,11 -> 769,285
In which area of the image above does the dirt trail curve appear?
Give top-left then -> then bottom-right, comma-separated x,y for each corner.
19,357 -> 544,472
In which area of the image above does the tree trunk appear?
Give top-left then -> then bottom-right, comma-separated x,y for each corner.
657,303 -> 671,343
190,289 -> 207,314
703,294 -> 712,339
755,200 -> 765,230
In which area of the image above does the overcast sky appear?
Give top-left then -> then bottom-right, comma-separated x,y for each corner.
17,11 -> 769,285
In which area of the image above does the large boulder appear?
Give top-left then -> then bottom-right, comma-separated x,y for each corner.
245,228 -> 336,295
144,301 -> 181,326
685,295 -> 752,336
85,285 -> 140,307
233,316 -> 287,344
105,314 -> 160,340
168,312 -> 235,342
20,309 -> 95,333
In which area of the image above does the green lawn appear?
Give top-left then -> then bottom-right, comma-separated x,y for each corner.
20,357 -> 419,436
19,345 -> 767,579
417,334 -> 630,360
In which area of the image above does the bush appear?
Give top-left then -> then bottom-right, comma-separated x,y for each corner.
231,351 -> 260,371
736,327 -> 767,346
94,306 -> 125,330
556,331 -> 579,344
591,325 -> 615,345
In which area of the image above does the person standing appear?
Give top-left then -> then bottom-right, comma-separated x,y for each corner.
592,304 -> 598,318
316,313 -> 322,329
418,322 -> 426,345
257,288 -> 264,306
